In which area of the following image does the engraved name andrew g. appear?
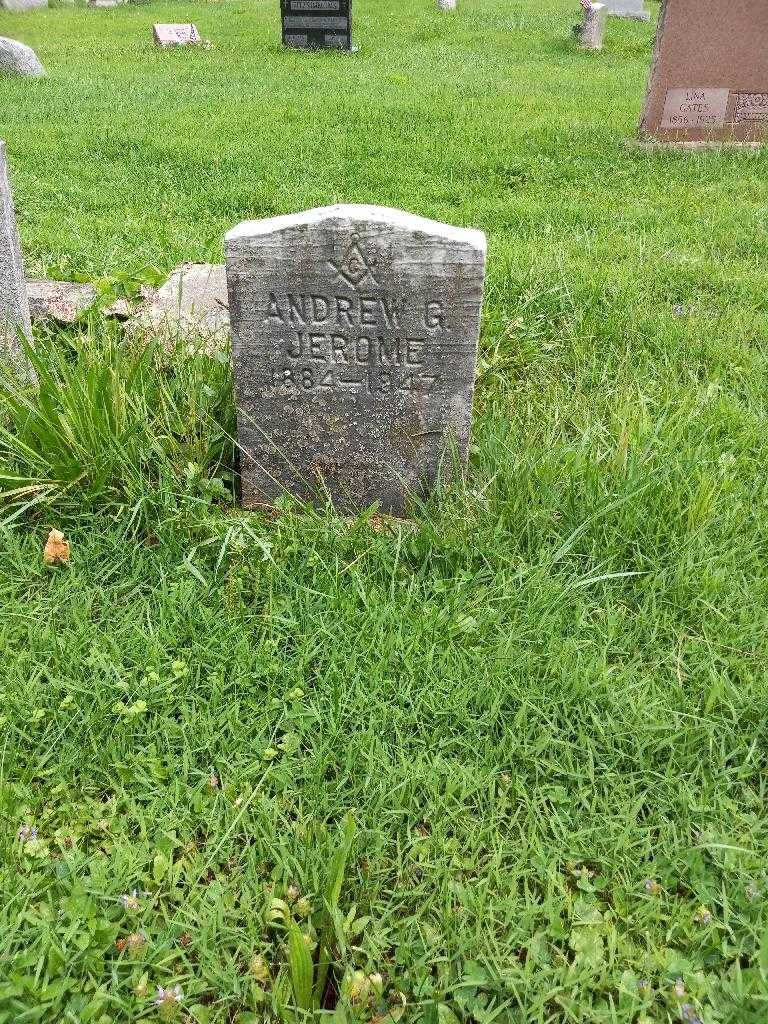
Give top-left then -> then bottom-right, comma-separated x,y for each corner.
260,290 -> 448,393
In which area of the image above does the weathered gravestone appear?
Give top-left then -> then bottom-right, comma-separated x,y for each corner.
225,205 -> 487,514
575,1 -> 607,50
437,0 -> 457,10
281,0 -> 353,50
640,0 -> 768,144
153,23 -> 202,47
606,0 -> 649,21
0,142 -> 32,363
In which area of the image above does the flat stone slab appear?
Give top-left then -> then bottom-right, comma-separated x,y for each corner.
153,23 -> 202,46
0,0 -> 48,10
27,279 -> 97,324
225,204 -> 487,515
0,142 -> 32,364
128,262 -> 229,346
0,37 -> 45,77
27,279 -> 134,322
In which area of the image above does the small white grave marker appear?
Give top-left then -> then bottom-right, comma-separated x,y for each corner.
153,23 -> 202,48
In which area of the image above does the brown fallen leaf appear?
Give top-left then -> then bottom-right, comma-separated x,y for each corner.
43,529 -> 70,566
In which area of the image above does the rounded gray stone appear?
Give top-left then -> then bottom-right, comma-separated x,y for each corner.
0,37 -> 45,77
128,262 -> 230,351
0,0 -> 48,10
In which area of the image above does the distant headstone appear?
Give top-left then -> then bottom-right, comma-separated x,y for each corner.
0,36 -> 45,76
0,142 -> 32,363
575,1 -> 607,50
640,0 -> 768,144
225,205 -> 486,514
605,0 -> 649,20
281,0 -> 353,51
437,0 -> 456,9
0,0 -> 47,10
153,23 -> 202,47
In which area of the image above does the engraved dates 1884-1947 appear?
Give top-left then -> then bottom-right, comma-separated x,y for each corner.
225,205 -> 487,515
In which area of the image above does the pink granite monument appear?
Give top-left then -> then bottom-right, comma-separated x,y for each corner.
640,0 -> 768,145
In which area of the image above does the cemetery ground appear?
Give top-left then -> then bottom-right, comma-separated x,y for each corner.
2,0 -> 768,1021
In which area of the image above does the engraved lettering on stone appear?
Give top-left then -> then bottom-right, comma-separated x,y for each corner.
291,0 -> 340,9
153,23 -> 202,46
660,88 -> 730,130
640,0 -> 768,143
734,93 -> 768,122
283,15 -> 348,28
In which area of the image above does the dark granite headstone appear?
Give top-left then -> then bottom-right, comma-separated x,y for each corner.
280,0 -> 352,51
640,0 -> 768,144
225,205 -> 487,515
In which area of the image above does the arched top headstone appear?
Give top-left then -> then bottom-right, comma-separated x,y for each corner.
225,205 -> 487,514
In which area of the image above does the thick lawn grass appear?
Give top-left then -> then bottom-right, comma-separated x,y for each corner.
3,1 -> 768,1022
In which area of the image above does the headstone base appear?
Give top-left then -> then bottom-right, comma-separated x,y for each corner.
628,138 -> 765,151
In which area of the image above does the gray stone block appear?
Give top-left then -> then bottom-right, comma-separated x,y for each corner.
576,2 -> 607,49
225,204 -> 487,515
27,279 -> 97,324
128,262 -> 229,349
152,23 -> 202,46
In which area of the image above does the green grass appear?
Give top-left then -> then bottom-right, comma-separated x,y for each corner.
3,0 -> 768,1021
